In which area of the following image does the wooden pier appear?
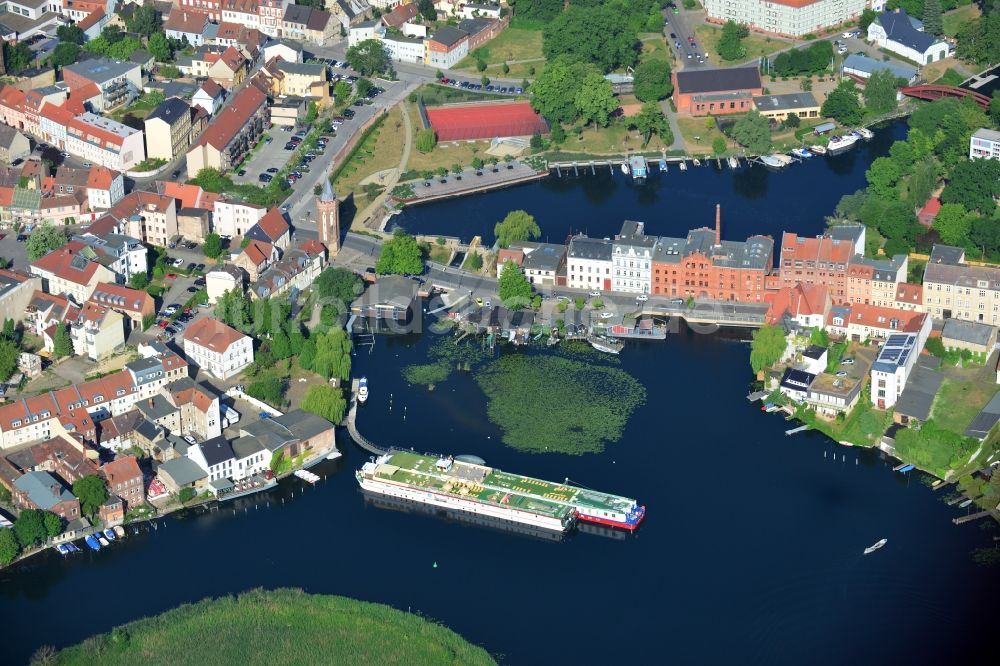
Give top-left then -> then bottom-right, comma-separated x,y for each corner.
953,510 -> 994,525
785,424 -> 810,436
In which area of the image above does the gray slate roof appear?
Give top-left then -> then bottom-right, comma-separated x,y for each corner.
752,92 -> 817,112
13,471 -> 75,510
941,319 -> 997,347
966,390 -> 1000,440
876,9 -> 939,54
569,236 -> 612,261
146,97 -> 190,125
158,456 -> 206,486
893,357 -> 943,421
63,58 -> 138,85
675,66 -> 761,94
842,53 -> 916,81
430,26 -> 469,47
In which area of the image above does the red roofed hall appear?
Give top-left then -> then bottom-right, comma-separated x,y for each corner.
425,101 -> 549,141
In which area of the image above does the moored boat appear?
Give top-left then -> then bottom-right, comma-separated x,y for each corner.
659,158 -> 667,171
103,528 -> 115,541
113,525 -> 126,539
827,134 -> 859,154
357,452 -> 645,533
809,144 -> 828,155
56,544 -> 70,555
678,160 -> 687,171
358,376 -> 368,404
857,127 -> 873,140
65,543 -> 81,553
84,535 -> 101,551
98,536 -> 109,547
792,148 -> 812,158
692,158 -> 701,167
864,538 -> 887,555
620,162 -> 629,175
760,154 -> 791,169
587,335 -> 623,355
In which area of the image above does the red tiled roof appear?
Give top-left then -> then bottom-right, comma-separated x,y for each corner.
101,454 -> 142,487
30,241 -> 102,286
86,166 -> 117,190
165,8 -> 209,34
78,8 -> 105,30
218,46 -> 247,73
241,239 -> 272,267
382,2 -> 418,28
255,207 -> 289,241
193,84 -> 266,150
109,191 -> 173,219
90,282 -> 153,314
199,78 -> 224,97
780,232 -> 854,264
895,282 -> 923,305
828,303 -> 927,333
182,317 -> 247,353
298,239 -> 325,256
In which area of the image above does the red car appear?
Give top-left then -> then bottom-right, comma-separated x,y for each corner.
158,319 -> 169,328
183,307 -> 191,315
166,273 -> 178,279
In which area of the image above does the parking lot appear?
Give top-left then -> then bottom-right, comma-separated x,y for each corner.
231,132 -> 291,186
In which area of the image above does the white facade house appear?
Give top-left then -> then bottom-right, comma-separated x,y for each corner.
870,328 -> 931,409
970,128 -> 1000,161
349,20 -> 380,47
182,318 -> 254,380
86,170 -> 126,210
213,199 -> 267,238
867,9 -> 949,65
64,113 -> 146,172
383,34 -> 426,64
612,221 -> 655,294
567,237 -> 613,291
704,0 -> 865,38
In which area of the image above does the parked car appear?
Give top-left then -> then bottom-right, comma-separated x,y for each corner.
183,435 -> 197,445
600,311 -> 614,319
165,273 -> 178,280
171,170 -> 180,179
841,358 -> 855,365
259,173 -> 273,182
237,169 -> 246,176
636,294 -> 649,302
836,371 -> 848,377
266,167 -> 279,173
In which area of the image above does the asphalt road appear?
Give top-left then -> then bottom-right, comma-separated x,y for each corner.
665,7 -> 708,68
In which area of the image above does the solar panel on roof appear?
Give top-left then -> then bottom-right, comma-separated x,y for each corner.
886,334 -> 909,346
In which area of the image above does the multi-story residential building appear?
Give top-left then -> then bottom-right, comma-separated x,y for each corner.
777,228 -> 861,304
922,245 -> 1000,324
274,60 -> 328,98
650,207 -> 774,302
566,236 -> 613,292
349,19 -> 380,46
213,197 -> 266,237
36,100 -> 74,151
0,349 -> 188,449
10,470 -> 81,521
186,83 -> 268,174
71,300 -> 125,361
84,166 -> 125,210
871,328 -> 931,409
89,282 -> 155,333
73,232 -> 148,282
30,242 -> 117,304
612,220 -> 656,294
165,8 -> 212,45
425,26 -> 469,69
845,255 -> 907,307
176,0 -> 222,21
0,125 -> 30,163
25,291 -> 78,340
182,318 -> 254,380
101,454 -> 144,509
139,377 -> 223,441
65,112 -> 146,172
249,240 -> 326,300
244,207 -> 291,251
330,0 -> 373,30
262,38 -> 303,64
105,192 -> 179,248
62,58 -> 142,112
282,3 -> 336,45
193,79 -> 227,115
826,304 -> 929,343
235,240 -> 275,281
868,9 -> 949,65
144,97 -> 193,161
206,264 -> 247,304
894,282 -> 923,312
970,128 -> 1000,161
384,33 -> 426,64
0,269 -> 42,325
704,0 -> 865,38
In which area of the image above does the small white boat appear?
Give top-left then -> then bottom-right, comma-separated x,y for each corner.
358,376 -> 368,404
827,134 -> 859,154
760,154 -> 791,169
864,538 -> 887,555
620,162 -> 629,175
692,158 -> 701,167
728,156 -> 739,169
792,148 -> 812,159
587,336 -> 623,355
98,536 -> 110,547
809,144 -> 828,155
857,127 -> 874,140
113,525 -> 126,539
678,160 -> 687,171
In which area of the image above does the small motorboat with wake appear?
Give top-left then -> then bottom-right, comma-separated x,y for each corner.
864,538 -> 887,555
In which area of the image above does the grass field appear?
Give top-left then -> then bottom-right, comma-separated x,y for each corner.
454,28 -> 545,79
931,377 -> 1000,435
932,66 -> 967,86
677,117 -> 727,155
695,25 -> 787,67
332,105 -> 405,199
943,5 -> 981,38
54,589 -> 496,666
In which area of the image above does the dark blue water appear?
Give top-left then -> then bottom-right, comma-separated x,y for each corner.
395,121 -> 907,244
4,119 -> 998,664
2,329 -> 997,665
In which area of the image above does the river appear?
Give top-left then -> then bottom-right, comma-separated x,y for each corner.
3,121 -> 998,665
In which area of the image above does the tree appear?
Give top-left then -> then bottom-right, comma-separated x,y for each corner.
713,136 -> 727,155
922,0 -> 943,36
334,80 -> 352,105
0,527 -> 19,565
530,57 -> 595,124
575,71 -> 617,127
43,512 -> 62,538
550,123 -> 566,144
865,157 -> 902,198
299,338 -> 317,371
991,92 -> 1000,128
717,20 -> 747,61
628,102 -> 672,146
750,324 -> 786,374
498,260 -> 533,307
148,31 -> 173,62
906,158 -> 937,209
126,5 -> 161,37
859,8 -> 878,32
864,69 -> 901,116
312,328 -> 352,381
14,509 -> 48,548
633,59 -> 672,102
415,128 -> 437,153
355,77 -> 373,98
52,324 -> 73,358
247,376 -> 285,405
2,42 -> 33,75
25,226 -> 67,261
57,23 -> 85,45
970,214 -> 1000,256
345,39 -> 389,76
49,43 -> 81,68
530,131 -> 543,149
73,475 -> 109,517
271,328 -> 292,360
315,267 -> 362,304
542,6 -> 638,73
376,230 -> 424,275
731,110 -> 771,155
878,201 -> 920,246
0,338 -> 18,382
932,203 -> 972,246
821,80 -> 863,126
494,210 -> 541,248
301,384 -> 348,424
942,158 -> 1000,214
202,233 -> 223,259
418,0 -> 437,21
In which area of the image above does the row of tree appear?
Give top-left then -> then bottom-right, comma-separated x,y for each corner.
820,71 -> 902,127
770,41 -> 834,78
530,58 -> 618,127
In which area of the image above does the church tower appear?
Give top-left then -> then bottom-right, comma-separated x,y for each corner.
317,174 -> 340,255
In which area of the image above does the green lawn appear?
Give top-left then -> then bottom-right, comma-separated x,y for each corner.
695,25 -> 787,67
455,27 -> 544,71
930,377 -> 1000,435
933,67 -> 966,86
943,5 -> 981,38
797,389 -> 893,448
55,589 -> 496,666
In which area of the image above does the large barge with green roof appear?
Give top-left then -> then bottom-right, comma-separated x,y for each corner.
356,451 -> 645,533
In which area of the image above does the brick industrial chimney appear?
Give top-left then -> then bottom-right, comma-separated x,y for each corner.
715,203 -> 721,245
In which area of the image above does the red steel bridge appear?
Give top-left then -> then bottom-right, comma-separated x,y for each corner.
899,84 -> 990,109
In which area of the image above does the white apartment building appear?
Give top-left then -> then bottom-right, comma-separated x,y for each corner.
970,128 -> 1000,161
870,328 -> 929,409
64,113 -> 146,172
612,221 -> 655,294
922,245 -> 1000,325
383,34 -> 426,64
704,0 -> 865,38
182,318 -> 254,380
566,236 -> 613,292
213,198 -> 267,237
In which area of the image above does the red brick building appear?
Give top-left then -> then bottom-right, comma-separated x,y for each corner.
101,455 -> 145,509
651,206 -> 774,301
777,230 -> 859,304
672,66 -> 763,116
